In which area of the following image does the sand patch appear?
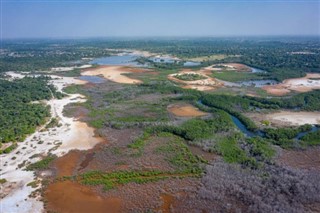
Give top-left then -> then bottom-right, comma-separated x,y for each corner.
168,69 -> 223,91
263,73 -> 320,96
266,111 -> 320,126
167,104 -> 208,117
82,66 -> 145,84
246,111 -> 320,127
56,122 -> 102,154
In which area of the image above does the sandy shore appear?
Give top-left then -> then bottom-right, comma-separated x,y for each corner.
263,73 -> 320,96
167,104 -> 208,117
82,66 -> 144,84
0,72 -> 101,213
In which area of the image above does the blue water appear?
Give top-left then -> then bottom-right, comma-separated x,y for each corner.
250,67 -> 266,73
239,80 -> 278,87
183,61 -> 201,67
150,57 -> 176,63
295,126 -> 319,140
197,100 -> 259,137
231,116 -> 258,137
90,54 -> 141,66
196,100 -> 318,139
90,52 -> 201,68
79,75 -> 106,83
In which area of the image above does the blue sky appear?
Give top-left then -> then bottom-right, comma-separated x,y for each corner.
1,0 -> 320,38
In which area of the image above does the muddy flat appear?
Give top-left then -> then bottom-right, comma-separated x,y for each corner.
266,111 -> 320,126
263,73 -> 320,96
247,111 -> 320,127
45,142 -> 116,213
82,66 -> 144,84
53,151 -> 82,177
167,104 -> 208,117
45,180 -> 121,213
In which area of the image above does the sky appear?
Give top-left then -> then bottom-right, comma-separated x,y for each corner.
1,0 -> 320,38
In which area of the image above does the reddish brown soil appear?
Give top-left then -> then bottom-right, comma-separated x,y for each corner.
45,180 -> 121,213
159,194 -> 174,213
44,133 -> 206,212
167,103 -> 208,117
54,150 -> 82,177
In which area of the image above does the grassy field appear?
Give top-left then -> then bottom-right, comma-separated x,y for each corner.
174,73 -> 207,81
212,71 -> 266,82
187,54 -> 239,62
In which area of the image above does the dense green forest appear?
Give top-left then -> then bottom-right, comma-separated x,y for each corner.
0,77 -> 57,147
1,37 -> 319,81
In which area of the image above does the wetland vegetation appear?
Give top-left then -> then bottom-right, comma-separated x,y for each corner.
1,37 -> 320,213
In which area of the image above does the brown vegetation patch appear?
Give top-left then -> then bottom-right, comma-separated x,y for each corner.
167,103 -> 208,117
188,146 -> 217,162
278,147 -> 320,170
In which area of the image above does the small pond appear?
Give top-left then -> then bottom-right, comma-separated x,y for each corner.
239,80 -> 278,87
79,75 -> 106,84
295,125 -> 319,140
250,66 -> 267,73
90,54 -> 142,66
183,61 -> 201,67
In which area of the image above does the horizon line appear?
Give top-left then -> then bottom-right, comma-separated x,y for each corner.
2,34 -> 320,40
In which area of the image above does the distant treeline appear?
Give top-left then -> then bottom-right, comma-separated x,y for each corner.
1,38 -> 319,81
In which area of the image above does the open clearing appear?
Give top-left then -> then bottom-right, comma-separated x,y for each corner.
82,65 -> 146,84
167,103 -> 208,117
246,111 -> 320,127
263,73 -> 320,96
187,54 -> 234,62
168,69 -> 223,91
